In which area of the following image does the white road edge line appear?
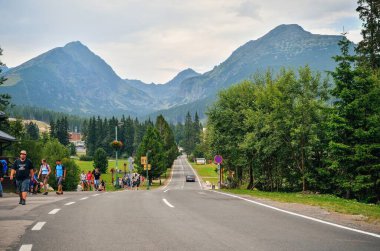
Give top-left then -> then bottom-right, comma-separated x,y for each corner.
65,202 -> 75,206
161,163 -> 174,190
80,197 -> 89,200
31,222 -> 46,231
213,190 -> 380,239
163,198 -> 175,208
48,208 -> 61,215
19,244 -> 33,251
184,157 -> 203,190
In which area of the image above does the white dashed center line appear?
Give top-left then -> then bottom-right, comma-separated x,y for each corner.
80,197 -> 89,200
65,202 -> 75,206
48,208 -> 61,215
92,194 -> 100,197
19,244 -> 33,251
163,198 -> 174,208
31,221 -> 46,231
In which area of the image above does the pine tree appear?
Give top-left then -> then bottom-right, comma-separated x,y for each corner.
85,117 -> 97,156
155,115 -> 178,168
25,121 -> 40,140
356,0 -> 380,70
135,126 -> 165,183
0,47 -> 11,112
193,112 -> 202,145
329,35 -> 380,202
183,112 -> 195,154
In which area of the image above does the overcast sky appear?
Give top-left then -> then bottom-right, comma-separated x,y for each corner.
0,0 -> 361,84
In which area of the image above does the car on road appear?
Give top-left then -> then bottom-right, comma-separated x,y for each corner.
186,175 -> 196,182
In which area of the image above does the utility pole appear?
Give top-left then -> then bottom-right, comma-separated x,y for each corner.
146,150 -> 151,190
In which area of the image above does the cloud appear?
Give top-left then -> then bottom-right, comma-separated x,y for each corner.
236,1 -> 261,20
0,0 -> 362,83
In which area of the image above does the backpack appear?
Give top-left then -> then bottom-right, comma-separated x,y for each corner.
1,160 -> 7,174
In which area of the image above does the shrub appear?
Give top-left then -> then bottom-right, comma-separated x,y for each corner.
47,158 -> 80,191
93,148 -> 108,173
79,155 -> 93,161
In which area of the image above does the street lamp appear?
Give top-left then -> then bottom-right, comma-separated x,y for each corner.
146,150 -> 151,190
115,122 -> 124,188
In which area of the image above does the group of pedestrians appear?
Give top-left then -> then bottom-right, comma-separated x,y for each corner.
121,173 -> 142,190
5,150 -> 66,205
80,168 -> 105,191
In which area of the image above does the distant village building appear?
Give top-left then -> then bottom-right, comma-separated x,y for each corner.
69,132 -> 86,154
69,132 -> 81,142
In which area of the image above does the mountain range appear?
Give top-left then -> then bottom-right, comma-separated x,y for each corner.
1,24 -> 347,122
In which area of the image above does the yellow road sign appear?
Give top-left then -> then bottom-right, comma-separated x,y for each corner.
143,164 -> 151,170
141,156 -> 147,165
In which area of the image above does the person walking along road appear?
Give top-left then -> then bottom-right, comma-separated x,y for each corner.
38,159 -> 51,195
10,150 -> 34,205
55,160 -> 66,195
93,168 -> 101,191
0,160 -> 4,197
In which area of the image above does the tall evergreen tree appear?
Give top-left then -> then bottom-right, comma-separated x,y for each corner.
329,35 -> 380,202
155,115 -> 178,168
356,0 -> 380,70
183,112 -> 195,154
135,126 -> 165,183
124,116 -> 135,156
0,47 -> 11,112
25,121 -> 40,140
85,117 -> 97,156
193,112 -> 202,145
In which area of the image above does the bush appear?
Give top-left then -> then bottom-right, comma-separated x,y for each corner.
79,155 -> 93,161
49,158 -> 80,191
62,158 -> 80,191
42,139 -> 70,165
93,148 -> 108,173
68,143 -> 76,156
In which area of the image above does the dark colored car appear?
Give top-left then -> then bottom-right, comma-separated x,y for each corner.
186,175 -> 196,182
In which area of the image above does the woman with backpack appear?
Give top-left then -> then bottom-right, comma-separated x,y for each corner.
38,159 -> 51,195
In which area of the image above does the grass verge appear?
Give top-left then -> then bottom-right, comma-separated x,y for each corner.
190,162 -> 219,185
189,161 -> 380,223
225,189 -> 380,223
74,159 -> 171,191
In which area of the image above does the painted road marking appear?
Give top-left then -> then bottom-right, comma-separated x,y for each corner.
48,208 -> 61,215
92,194 -> 100,197
31,222 -> 46,231
163,198 -> 174,208
164,189 -> 169,193
80,197 -> 89,200
161,165 -> 174,190
65,202 -> 75,206
213,191 -> 380,239
19,244 -> 32,251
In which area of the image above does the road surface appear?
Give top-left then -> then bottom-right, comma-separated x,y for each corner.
1,155 -> 379,250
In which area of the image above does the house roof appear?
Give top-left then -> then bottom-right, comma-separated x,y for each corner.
0,130 -> 16,143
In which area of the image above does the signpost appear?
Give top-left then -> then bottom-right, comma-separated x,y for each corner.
214,155 -> 223,189
128,157 -> 134,172
141,156 -> 147,165
214,155 -> 223,164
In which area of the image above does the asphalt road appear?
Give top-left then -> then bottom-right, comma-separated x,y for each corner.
1,155 -> 380,251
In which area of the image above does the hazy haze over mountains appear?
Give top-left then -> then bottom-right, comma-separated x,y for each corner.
1,24 -> 348,122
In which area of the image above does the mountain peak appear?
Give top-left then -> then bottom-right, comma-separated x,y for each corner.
64,41 -> 86,48
262,24 -> 311,40
166,68 -> 200,85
